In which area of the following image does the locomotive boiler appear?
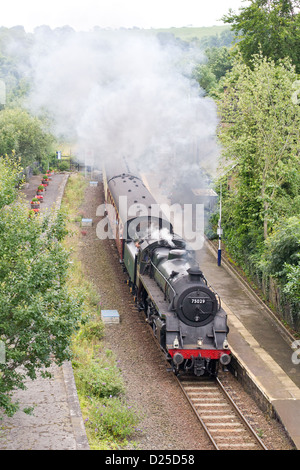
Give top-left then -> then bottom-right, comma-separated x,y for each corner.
103,168 -> 231,376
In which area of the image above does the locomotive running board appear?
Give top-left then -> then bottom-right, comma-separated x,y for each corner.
139,273 -> 170,319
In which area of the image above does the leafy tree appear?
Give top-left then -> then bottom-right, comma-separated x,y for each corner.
261,216 -> 300,279
194,47 -> 233,95
0,154 -> 20,207
0,108 -> 54,168
261,216 -> 300,322
0,27 -> 33,106
205,47 -> 234,81
222,0 -> 300,73
194,64 -> 218,94
283,261 -> 300,302
0,54 -> 30,106
217,54 -> 300,261
195,29 -> 236,49
0,157 -> 83,415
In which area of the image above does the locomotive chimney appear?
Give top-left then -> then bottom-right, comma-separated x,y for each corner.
187,267 -> 204,282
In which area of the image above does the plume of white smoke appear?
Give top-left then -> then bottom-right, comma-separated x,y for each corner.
27,29 -> 219,175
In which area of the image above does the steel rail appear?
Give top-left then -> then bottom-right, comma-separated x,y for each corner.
176,377 -> 220,450
216,377 -> 268,450
177,376 -> 268,451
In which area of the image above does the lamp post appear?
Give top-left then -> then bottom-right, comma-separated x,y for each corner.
217,182 -> 223,266
216,163 -> 237,267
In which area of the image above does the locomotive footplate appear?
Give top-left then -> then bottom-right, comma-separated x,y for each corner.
139,273 -> 170,318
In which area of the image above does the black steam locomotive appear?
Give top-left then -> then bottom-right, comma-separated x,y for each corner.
103,169 -> 230,376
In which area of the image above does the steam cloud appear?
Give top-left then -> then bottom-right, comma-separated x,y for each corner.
26,28 -> 220,183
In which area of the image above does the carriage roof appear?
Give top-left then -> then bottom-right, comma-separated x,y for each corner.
107,172 -> 170,228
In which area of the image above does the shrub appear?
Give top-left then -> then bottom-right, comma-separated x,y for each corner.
58,161 -> 70,172
76,357 -> 124,399
80,319 -> 105,341
283,261 -> 300,302
261,216 -> 300,281
87,397 -> 139,440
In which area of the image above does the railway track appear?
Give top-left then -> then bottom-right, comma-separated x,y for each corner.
178,375 -> 268,450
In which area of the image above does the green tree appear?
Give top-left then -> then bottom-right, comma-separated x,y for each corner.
196,28 -> 236,49
205,47 -> 234,81
0,108 -> 54,168
283,262 -> 300,302
217,54 -> 300,260
261,216 -> 300,323
223,0 -> 300,73
0,157 -> 83,416
0,154 -> 21,207
194,47 -> 233,95
0,54 -> 30,106
261,216 -> 300,279
194,64 -> 218,94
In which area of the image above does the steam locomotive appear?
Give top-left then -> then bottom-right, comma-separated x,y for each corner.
103,168 -> 230,376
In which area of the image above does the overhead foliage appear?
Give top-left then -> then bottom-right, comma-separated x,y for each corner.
193,46 -> 234,95
261,216 -> 300,279
217,53 -> 300,257
215,53 -> 300,327
222,0 -> 300,73
0,108 -> 54,168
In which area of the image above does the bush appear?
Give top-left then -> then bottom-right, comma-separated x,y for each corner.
283,261 -> 300,302
261,216 -> 300,281
76,356 -> 124,399
87,397 -> 139,440
80,319 -> 105,341
58,160 -> 70,172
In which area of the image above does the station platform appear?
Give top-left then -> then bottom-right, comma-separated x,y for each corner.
142,171 -> 300,450
200,242 -> 300,450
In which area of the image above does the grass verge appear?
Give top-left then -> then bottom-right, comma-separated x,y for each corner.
61,173 -> 140,449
